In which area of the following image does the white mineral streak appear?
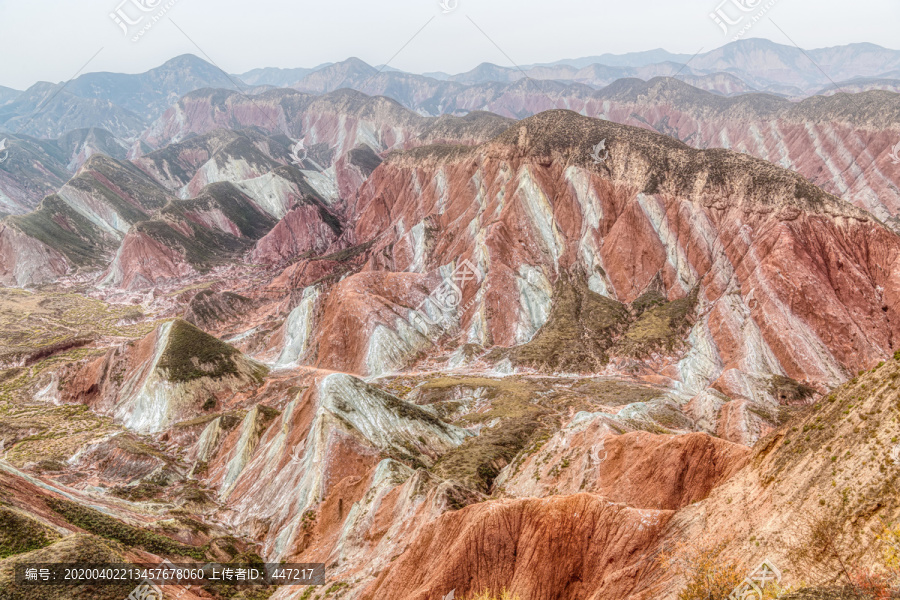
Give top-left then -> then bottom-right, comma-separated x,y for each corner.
434,169 -> 449,216
235,173 -> 296,218
115,321 -> 175,434
636,193 -> 696,293
514,264 -> 553,345
365,319 -> 432,377
276,287 -> 320,367
220,406 -> 268,498
517,166 -> 564,268
57,186 -> 129,238
194,416 -> 227,463
409,221 -> 427,273
225,374 -> 467,560
300,167 -> 339,205
565,165 -> 614,297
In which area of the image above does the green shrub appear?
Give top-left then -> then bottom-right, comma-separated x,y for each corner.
47,498 -> 206,558
0,506 -> 59,558
157,320 -> 240,383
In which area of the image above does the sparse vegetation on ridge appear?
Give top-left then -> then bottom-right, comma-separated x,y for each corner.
0,401 -> 119,467
157,319 -> 250,383
461,590 -> 522,600
509,274 -> 701,371
0,288 -> 153,364
616,287 -> 699,357
660,535 -> 792,600
0,506 -> 60,558
0,534 -> 136,600
389,373 -> 663,496
46,497 -> 207,559
514,274 -> 630,372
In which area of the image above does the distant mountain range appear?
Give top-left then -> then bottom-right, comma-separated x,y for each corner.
0,55 -> 237,139
2,37 -> 900,227
239,38 -> 900,99
1,38 -> 900,141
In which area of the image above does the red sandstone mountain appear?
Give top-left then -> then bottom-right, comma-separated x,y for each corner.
3,108 -> 900,600
0,92 -> 512,289
276,111 -> 900,445
142,80 -> 900,231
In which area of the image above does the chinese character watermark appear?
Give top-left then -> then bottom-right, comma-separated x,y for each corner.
109,0 -> 182,42
126,579 -> 163,600
0,139 -> 9,164
411,260 -> 482,329
728,559 -> 782,600
709,0 -> 780,41
888,141 -> 900,166
590,139 -> 609,165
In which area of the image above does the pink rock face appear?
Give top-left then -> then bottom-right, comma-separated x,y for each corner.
296,112 -> 900,401
204,370 -> 468,573
140,90 -> 512,201
0,223 -> 69,286
334,149 -> 377,203
361,493 -> 672,600
102,230 -> 196,290
500,427 -> 751,510
429,82 -> 900,221
250,204 -> 340,264
309,271 -> 435,375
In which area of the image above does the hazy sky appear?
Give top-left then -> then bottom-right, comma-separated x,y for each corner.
1,0 -> 898,90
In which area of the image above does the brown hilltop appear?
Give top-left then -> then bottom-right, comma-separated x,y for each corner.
389,109 -> 865,218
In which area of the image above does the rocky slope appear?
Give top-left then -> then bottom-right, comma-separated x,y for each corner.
0,55 -> 246,139
2,107 -> 900,600
0,129 -> 131,217
0,83 -> 145,139
359,352 -> 900,600
391,77 -> 900,222
0,130 -> 342,288
279,111 -> 900,445
138,88 -> 513,169
0,153 -> 171,286
141,80 -> 900,227
66,319 -> 268,433
100,182 -> 282,290
581,78 -> 900,224
64,55 -> 240,123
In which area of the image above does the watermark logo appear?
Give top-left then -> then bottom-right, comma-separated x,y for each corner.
125,579 -> 163,600
888,141 -> 900,166
290,139 -> 307,167
411,260 -> 483,329
0,139 -> 8,164
891,443 -> 900,465
709,0 -> 779,41
591,139 -> 609,164
109,0 -> 181,42
728,559 -> 782,600
442,590 -> 456,600
439,0 -> 458,13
